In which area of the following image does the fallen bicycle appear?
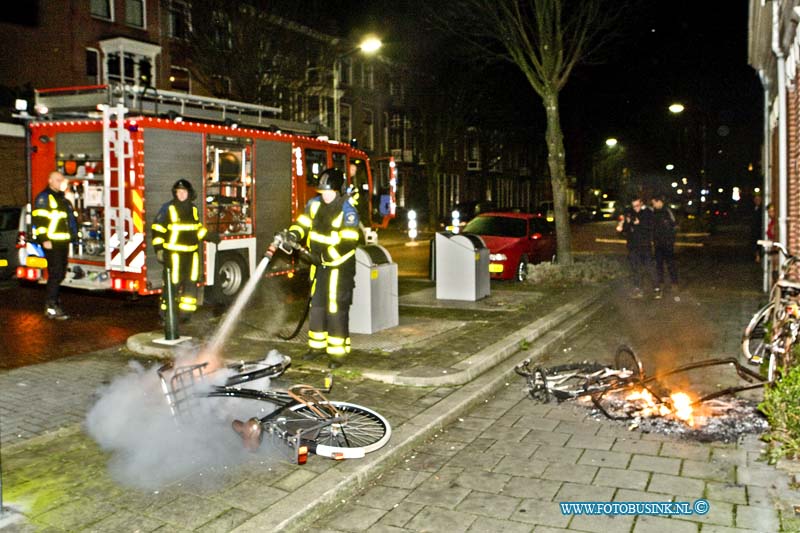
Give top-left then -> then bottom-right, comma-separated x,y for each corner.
158,353 -> 391,464
514,345 -> 768,428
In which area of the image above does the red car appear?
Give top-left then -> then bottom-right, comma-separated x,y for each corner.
463,212 -> 557,281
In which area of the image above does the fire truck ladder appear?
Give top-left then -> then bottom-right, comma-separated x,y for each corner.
100,103 -> 137,273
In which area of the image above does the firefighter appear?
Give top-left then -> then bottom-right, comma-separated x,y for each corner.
283,168 -> 360,369
151,179 -> 207,321
32,170 -> 79,320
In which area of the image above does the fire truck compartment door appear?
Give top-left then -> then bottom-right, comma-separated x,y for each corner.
254,140 -> 292,253
143,128 -> 203,289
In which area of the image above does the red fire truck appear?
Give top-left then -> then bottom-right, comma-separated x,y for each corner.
17,84 -> 396,304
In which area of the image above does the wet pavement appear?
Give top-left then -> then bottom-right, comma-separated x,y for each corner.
0,283 -> 161,369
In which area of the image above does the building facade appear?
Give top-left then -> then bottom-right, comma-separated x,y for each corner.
749,0 -> 800,289
0,0 -> 548,224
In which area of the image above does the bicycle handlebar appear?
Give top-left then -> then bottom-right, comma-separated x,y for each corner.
758,239 -> 790,257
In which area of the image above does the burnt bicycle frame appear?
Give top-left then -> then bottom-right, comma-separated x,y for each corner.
515,347 -> 768,421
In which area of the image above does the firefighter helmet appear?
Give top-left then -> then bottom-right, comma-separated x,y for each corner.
172,179 -> 196,200
316,168 -> 345,194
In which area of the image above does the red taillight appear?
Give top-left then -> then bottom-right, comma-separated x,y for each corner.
20,267 -> 39,281
113,278 -> 122,290
531,233 -> 542,240
297,445 -> 308,465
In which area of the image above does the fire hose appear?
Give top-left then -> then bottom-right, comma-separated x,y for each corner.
268,231 -> 316,341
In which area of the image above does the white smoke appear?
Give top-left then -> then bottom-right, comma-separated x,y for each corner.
85,349 -> 287,489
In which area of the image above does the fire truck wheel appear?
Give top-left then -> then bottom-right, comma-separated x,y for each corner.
209,252 -> 248,305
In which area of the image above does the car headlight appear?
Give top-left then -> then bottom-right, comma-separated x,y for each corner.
489,253 -> 507,261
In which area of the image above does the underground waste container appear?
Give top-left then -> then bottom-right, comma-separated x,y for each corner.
348,244 -> 399,334
434,232 -> 490,301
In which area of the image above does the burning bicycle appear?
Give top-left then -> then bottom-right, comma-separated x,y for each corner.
515,345 -> 769,434
157,353 -> 391,464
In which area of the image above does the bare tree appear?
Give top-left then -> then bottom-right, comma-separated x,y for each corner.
433,0 -> 622,264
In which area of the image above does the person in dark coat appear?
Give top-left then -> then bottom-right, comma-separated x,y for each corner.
32,171 -> 79,319
651,195 -> 678,298
616,196 -> 654,299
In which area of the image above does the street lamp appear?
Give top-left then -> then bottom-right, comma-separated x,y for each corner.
669,103 -> 685,114
333,36 -> 382,141
605,137 -> 618,147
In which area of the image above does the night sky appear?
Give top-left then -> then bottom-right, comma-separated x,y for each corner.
334,0 -> 763,195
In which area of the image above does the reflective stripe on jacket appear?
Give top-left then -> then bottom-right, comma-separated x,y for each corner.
152,201 -> 207,252
32,189 -> 77,242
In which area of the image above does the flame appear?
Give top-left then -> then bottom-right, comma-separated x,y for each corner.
623,387 -> 695,426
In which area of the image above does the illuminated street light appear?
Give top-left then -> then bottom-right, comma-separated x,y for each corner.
359,37 -> 382,53
605,138 -> 618,147
671,182 -> 678,188
665,164 -> 675,171
669,103 -> 685,114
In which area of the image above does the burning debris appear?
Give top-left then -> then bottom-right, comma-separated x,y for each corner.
515,346 -> 769,442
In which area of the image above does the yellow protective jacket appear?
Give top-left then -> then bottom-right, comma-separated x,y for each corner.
151,200 -> 207,253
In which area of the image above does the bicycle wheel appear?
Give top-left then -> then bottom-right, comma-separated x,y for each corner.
742,303 -> 772,363
614,345 -> 644,379
288,401 -> 391,458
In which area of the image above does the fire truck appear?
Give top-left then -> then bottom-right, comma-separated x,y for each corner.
16,84 -> 396,304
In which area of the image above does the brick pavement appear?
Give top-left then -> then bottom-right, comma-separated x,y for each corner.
309,366 -> 796,532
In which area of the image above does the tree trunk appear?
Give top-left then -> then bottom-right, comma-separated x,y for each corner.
543,91 -> 573,265
426,161 -> 441,230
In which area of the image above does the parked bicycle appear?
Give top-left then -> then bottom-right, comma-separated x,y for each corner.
742,240 -> 800,381
157,354 -> 391,464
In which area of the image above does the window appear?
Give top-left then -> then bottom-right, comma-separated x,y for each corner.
339,58 -> 352,86
211,75 -> 231,98
168,0 -> 191,39
363,109 -> 374,151
90,0 -> 113,20
125,0 -> 145,28
212,11 -> 232,50
107,53 -> 132,84
383,112 -> 389,152
364,64 -> 374,90
332,152 -> 347,174
169,66 -> 190,92
305,149 -> 327,186
340,104 -> 352,143
86,48 -> 100,85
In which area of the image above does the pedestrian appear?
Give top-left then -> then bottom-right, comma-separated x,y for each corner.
151,179 -> 208,323
616,195 -> 654,299
283,168 -> 360,369
751,195 -> 764,263
32,170 -> 79,319
766,202 -> 778,284
651,195 -> 678,298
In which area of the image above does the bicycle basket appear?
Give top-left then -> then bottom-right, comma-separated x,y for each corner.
157,361 -> 210,419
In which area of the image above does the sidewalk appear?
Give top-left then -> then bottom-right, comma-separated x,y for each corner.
307,228 -> 800,532
0,269 -> 610,532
